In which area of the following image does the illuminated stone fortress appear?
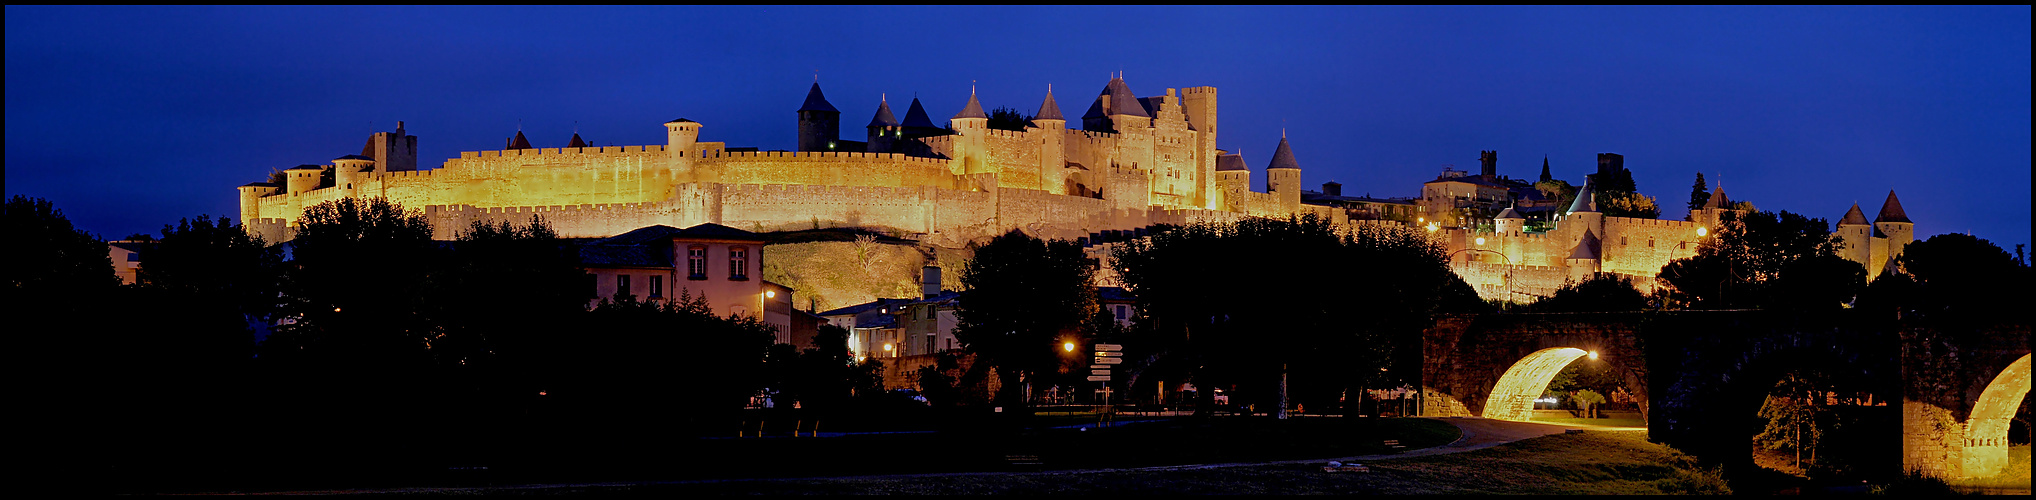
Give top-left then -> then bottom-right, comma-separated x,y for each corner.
236,75 -> 1339,247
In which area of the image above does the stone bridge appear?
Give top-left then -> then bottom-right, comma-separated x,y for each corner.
1418,311 -> 2029,479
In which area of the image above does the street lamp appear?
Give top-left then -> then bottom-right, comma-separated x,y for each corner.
1064,341 -> 1076,353
1588,350 -> 1599,361
1696,227 -> 1708,237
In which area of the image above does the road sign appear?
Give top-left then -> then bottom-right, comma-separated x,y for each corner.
1090,364 -> 1112,369
1086,375 -> 1112,382
1091,369 -> 1111,376
1093,357 -> 1122,364
1095,344 -> 1123,351
1094,351 -> 1121,357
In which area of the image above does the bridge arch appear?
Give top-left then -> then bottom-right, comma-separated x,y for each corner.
1962,353 -> 2030,478
1482,347 -> 1588,421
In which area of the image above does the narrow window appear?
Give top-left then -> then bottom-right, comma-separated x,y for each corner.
649,275 -> 663,298
687,245 -> 707,280
729,246 -> 749,280
1648,239 -> 1655,248
615,274 -> 631,299
1621,236 -> 1628,246
1116,305 -> 1128,320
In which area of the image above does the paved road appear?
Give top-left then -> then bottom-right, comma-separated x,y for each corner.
213,417 -> 1645,495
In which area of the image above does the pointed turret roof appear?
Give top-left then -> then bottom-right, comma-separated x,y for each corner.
868,96 -> 899,127
1539,156 -> 1552,183
953,88 -> 987,119
1216,153 -> 1249,171
1035,88 -> 1064,121
1497,206 -> 1525,220
1569,229 -> 1602,260
1839,203 -> 1869,226
1082,76 -> 1150,119
1702,186 -> 1728,209
567,133 -> 588,148
1875,190 -> 1910,223
900,97 -> 938,129
1266,137 -> 1300,170
507,130 -> 532,150
1568,176 -> 1598,213
798,82 -> 839,113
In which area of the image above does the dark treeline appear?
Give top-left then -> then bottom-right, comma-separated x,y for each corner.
9,196 -> 825,493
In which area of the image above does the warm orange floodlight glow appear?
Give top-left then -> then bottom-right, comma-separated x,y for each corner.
1483,347 -> 1590,422
883,343 -> 893,352
1588,350 -> 1599,360
1426,222 -> 1439,232
1696,227 -> 1708,237
1963,353 -> 2030,478
1064,342 -> 1076,352
765,290 -> 776,298
1475,237 -> 1486,245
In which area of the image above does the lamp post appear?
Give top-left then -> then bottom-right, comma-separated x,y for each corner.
1448,247 -> 1520,300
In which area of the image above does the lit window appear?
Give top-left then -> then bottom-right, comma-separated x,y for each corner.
687,245 -> 707,279
729,246 -> 748,280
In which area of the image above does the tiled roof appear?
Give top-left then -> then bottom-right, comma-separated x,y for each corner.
1216,153 -> 1249,172
1035,89 -> 1064,121
900,97 -> 939,129
1875,190 -> 1910,223
665,118 -> 696,124
1568,229 -> 1601,260
1266,137 -> 1300,170
1839,204 -> 1869,225
1568,177 -> 1599,213
869,98 -> 900,127
507,130 -> 532,150
1496,207 -> 1525,219
285,164 -> 324,171
1082,77 -> 1150,119
567,133 -> 588,148
798,82 -> 839,113
577,223 -> 765,267
1702,186 -> 1729,210
333,154 -> 374,161
953,91 -> 987,119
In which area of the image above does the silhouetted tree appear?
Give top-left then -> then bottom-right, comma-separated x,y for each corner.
1865,233 -> 2030,325
987,106 -> 1032,132
1532,273 -> 1649,312
953,230 -> 1100,415
1657,210 -> 1860,310
143,214 -> 283,320
1687,173 -> 1709,213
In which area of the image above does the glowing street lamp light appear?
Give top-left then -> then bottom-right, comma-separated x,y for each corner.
1696,227 -> 1708,237
1063,342 -> 1076,352
1588,350 -> 1599,361
1475,237 -> 1486,245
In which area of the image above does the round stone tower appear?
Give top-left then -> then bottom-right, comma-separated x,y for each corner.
665,118 -> 701,179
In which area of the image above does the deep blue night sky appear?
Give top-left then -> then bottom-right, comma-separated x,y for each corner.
7,6 -> 2029,252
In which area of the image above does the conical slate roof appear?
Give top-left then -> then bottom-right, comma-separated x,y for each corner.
1082,76 -> 1150,119
798,82 -> 839,113
1568,176 -> 1598,213
1702,186 -> 1728,209
1497,206 -> 1525,219
953,90 -> 987,119
1838,203 -> 1869,226
868,97 -> 899,127
1875,190 -> 1910,223
1266,137 -> 1300,170
1035,89 -> 1064,121
1215,153 -> 1249,172
1568,229 -> 1602,260
567,133 -> 588,148
507,130 -> 532,150
900,97 -> 939,129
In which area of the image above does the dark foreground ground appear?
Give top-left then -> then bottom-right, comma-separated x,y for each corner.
167,418 -> 1741,496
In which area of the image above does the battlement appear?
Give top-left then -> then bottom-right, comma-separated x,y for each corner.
460,145 -> 670,160
1179,86 -> 1217,96
978,128 -> 1033,140
1073,129 -> 1120,141
373,169 -> 441,180
700,149 -> 949,166
1606,216 -> 1698,228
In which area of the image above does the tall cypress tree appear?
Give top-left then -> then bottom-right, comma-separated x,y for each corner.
1687,172 -> 1709,212
1539,156 -> 1553,183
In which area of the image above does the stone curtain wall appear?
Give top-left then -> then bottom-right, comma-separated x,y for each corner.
1599,217 -> 1704,277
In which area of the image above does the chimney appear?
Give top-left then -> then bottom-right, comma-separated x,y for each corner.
1323,181 -> 1342,197
921,266 -> 942,298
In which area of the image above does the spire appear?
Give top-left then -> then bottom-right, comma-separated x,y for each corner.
1083,75 -> 1150,119
900,97 -> 938,129
1702,185 -> 1728,210
1539,156 -> 1552,183
1266,136 -> 1300,170
507,130 -> 532,150
1875,190 -> 1911,223
1839,203 -> 1869,226
953,85 -> 987,119
1568,229 -> 1602,260
1035,86 -> 1064,121
567,132 -> 587,148
1568,176 -> 1599,213
798,82 -> 839,113
868,94 -> 900,127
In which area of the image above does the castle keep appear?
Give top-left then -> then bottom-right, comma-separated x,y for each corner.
237,76 -> 1337,248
